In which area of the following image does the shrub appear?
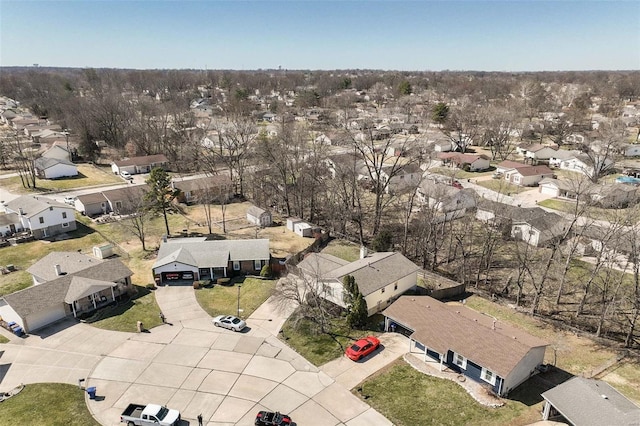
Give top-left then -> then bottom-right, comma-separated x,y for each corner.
260,264 -> 272,278
145,283 -> 156,290
193,281 -> 200,289
217,278 -> 231,286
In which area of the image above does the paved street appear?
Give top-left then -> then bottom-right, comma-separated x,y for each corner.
0,285 -> 396,425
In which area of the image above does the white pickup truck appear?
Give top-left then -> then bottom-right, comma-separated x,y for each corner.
120,403 -> 181,426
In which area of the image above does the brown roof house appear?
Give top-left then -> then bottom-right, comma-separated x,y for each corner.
0,251 -> 132,333
172,175 -> 233,205
111,154 -> 169,175
383,296 -> 548,396
296,250 -> 420,316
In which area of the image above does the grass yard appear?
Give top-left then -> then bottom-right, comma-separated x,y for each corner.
358,360 -> 541,426
195,277 -> 276,319
476,179 -> 527,195
0,222 -> 108,296
321,239 -> 361,262
280,312 -> 384,366
0,335 -> 9,343
0,383 -> 100,426
87,285 -> 162,332
1,164 -> 122,193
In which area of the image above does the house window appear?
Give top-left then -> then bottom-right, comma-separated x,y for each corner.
381,287 -> 385,294
233,261 -> 240,271
254,260 -> 261,271
39,217 -> 44,224
453,352 -> 467,369
62,222 -> 69,228
481,368 -> 497,385
394,283 -> 398,291
62,212 -> 67,219
115,201 -> 122,211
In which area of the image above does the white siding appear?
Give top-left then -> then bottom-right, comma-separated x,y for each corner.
43,163 -> 78,179
364,272 -> 417,316
0,301 -> 23,330
502,346 -> 546,395
26,206 -> 75,232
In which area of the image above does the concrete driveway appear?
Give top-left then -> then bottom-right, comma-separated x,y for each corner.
84,286 -> 392,425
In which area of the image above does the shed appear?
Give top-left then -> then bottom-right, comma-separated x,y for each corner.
294,221 -> 312,237
93,244 -> 114,259
286,217 -> 303,232
247,206 -> 272,227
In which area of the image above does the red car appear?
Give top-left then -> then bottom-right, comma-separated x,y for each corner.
345,336 -> 380,361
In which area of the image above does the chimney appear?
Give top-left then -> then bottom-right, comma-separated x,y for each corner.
360,245 -> 368,259
54,264 -> 62,276
19,207 -> 24,215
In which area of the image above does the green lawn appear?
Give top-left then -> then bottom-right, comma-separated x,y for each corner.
280,312 -> 384,366
357,360 -> 541,426
0,383 -> 101,426
1,164 -> 122,193
0,222 -> 108,296
195,277 -> 276,319
0,335 -> 9,343
86,285 -> 162,332
321,239 -> 361,262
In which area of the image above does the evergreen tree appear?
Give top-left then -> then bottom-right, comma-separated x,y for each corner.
145,167 -> 180,236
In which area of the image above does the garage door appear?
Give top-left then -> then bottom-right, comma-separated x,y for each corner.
161,271 -> 195,283
26,305 -> 67,332
539,185 -> 558,196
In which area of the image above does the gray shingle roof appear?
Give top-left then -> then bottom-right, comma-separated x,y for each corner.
326,252 -> 420,296
5,195 -> 71,218
0,212 -> 20,227
26,252 -> 102,282
153,239 -> 271,269
113,154 -> 168,167
384,296 -> 548,378
64,276 -> 118,303
297,253 -> 349,277
246,205 -> 268,217
34,156 -> 75,170
4,259 -> 132,317
541,377 -> 640,426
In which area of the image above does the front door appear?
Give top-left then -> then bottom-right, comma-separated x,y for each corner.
42,228 -> 48,237
9,224 -> 15,233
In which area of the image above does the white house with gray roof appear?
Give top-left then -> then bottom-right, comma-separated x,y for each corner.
0,252 -> 132,333
152,238 -> 271,284
34,156 -> 78,179
1,195 -> 76,238
297,251 -> 420,316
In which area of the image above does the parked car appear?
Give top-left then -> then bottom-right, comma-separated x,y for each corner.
120,170 -> 134,181
255,411 -> 292,426
492,171 -> 503,179
120,403 -> 180,426
63,196 -> 77,205
345,336 -> 380,361
212,314 -> 246,332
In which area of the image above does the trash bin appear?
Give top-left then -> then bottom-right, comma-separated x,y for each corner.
86,387 -> 96,400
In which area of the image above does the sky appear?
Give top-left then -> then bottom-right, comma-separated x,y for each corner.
1,0 -> 639,72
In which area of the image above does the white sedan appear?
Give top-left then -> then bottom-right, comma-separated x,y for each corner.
212,315 -> 246,332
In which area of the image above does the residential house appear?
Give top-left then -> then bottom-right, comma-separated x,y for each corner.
621,144 -> 640,157
296,251 -> 420,316
383,296 -> 548,397
152,238 -> 271,284
538,178 -> 582,200
520,143 -> 558,163
34,157 -> 78,179
549,149 -> 582,168
438,152 -> 490,172
246,205 -> 272,227
475,199 -> 547,231
541,377 -> 640,425
172,175 -> 233,205
381,163 -> 422,194
41,145 -> 71,161
495,160 -> 526,175
74,185 -> 148,216
0,212 -> 21,237
417,181 -> 476,220
511,211 -> 570,247
432,140 -> 454,153
1,195 -> 76,238
589,183 -> 639,208
75,192 -> 109,217
558,153 -> 614,177
0,252 -> 132,333
111,154 -> 169,175
508,165 -> 555,187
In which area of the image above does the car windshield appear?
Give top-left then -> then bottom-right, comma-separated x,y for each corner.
156,406 -> 169,420
350,344 -> 361,352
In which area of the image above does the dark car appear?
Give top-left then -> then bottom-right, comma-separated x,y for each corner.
255,411 -> 292,426
345,335 -> 381,361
